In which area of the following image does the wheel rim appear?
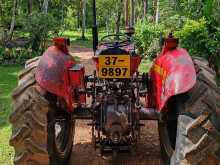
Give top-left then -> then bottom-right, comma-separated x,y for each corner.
54,116 -> 72,154
159,121 -> 174,157
159,117 -> 178,157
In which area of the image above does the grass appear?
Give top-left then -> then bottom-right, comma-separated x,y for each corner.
0,65 -> 22,126
13,29 -> 119,49
0,65 -> 22,165
0,126 -> 14,165
63,30 -> 107,48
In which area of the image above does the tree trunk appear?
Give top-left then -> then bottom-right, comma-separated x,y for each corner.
153,0 -> 157,22
116,11 -> 121,35
42,0 -> 49,13
0,0 -> 3,41
0,0 -> 3,18
143,0 -> 148,17
173,0 -> 180,11
61,2 -> 64,24
116,0 -> 123,35
81,0 -> 86,40
124,0 -> 129,28
155,0 -> 159,24
105,13 -> 110,35
8,0 -> 17,40
27,0 -> 33,15
38,0 -> 42,11
77,8 -> 80,29
130,0 -> 135,27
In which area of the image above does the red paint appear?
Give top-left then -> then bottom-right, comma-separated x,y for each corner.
53,38 -> 70,54
130,56 -> 142,75
147,39 -> 196,111
36,36 -> 196,114
36,44 -> 85,112
69,64 -> 86,105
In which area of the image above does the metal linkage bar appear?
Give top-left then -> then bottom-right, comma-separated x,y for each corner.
139,108 -> 160,120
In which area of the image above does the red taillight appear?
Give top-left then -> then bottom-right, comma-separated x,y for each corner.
92,56 -> 99,70
53,38 -> 70,54
53,38 -> 70,46
131,56 -> 142,75
164,34 -> 179,50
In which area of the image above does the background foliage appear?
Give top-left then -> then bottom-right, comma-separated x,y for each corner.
0,1 -> 219,163
132,0 -> 220,76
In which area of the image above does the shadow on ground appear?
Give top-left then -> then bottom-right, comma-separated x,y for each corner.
70,120 -> 161,165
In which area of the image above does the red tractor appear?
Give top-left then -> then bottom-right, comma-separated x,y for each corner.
9,1 -> 220,165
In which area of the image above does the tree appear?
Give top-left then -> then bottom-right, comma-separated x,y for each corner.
42,0 -> 49,13
155,0 -> 159,24
124,0 -> 129,27
0,0 -> 4,41
8,0 -> 17,40
130,0 -> 135,27
27,0 -> 33,15
81,0 -> 86,40
0,0 -> 3,19
115,0 -> 123,35
143,0 -> 148,17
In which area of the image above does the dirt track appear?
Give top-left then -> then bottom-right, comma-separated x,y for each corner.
69,46 -> 161,165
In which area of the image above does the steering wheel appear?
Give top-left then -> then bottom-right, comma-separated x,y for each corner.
100,34 -> 132,48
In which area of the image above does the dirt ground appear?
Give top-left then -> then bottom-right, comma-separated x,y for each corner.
69,46 -> 161,165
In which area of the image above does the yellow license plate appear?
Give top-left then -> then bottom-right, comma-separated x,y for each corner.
98,55 -> 130,79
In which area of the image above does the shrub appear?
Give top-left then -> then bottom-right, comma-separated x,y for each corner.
0,46 -> 4,62
135,20 -> 164,58
24,12 -> 60,52
175,18 -> 220,76
174,18 -> 209,57
0,46 -> 38,65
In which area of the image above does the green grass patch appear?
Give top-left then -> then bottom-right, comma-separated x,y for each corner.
0,65 -> 22,165
13,30 -> 110,49
62,30 -> 92,48
71,39 -> 92,48
0,125 -> 14,165
63,30 -> 107,48
0,65 -> 22,127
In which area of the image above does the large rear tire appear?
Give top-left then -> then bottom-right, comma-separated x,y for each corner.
47,94 -> 75,165
159,57 -> 220,165
9,57 -> 74,165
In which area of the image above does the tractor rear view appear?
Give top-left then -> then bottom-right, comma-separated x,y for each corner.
9,0 -> 220,165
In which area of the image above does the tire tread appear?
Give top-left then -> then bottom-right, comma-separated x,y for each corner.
10,57 -> 50,165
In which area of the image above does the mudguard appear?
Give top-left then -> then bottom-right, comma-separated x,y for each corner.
149,45 -> 196,111
35,45 -> 77,112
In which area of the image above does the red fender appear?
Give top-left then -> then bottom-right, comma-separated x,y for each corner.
148,38 -> 196,111
35,38 -> 86,112
35,46 -> 75,112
